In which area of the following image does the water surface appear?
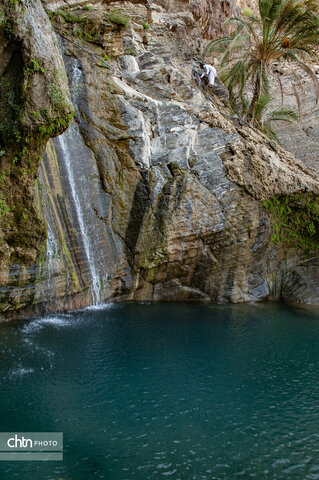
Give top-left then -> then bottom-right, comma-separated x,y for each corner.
0,303 -> 319,479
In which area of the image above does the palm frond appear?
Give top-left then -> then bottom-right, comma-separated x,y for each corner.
221,60 -> 249,98
219,33 -> 251,67
203,37 -> 234,57
261,121 -> 281,142
267,108 -> 299,122
223,17 -> 247,29
255,93 -> 272,121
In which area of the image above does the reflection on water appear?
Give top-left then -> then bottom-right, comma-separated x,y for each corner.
0,303 -> 319,479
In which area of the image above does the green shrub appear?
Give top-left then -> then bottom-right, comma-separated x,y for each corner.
143,22 -> 150,30
0,194 -> 10,217
30,111 -> 40,121
49,83 -> 69,113
62,12 -> 88,24
48,10 -> 89,24
108,10 -> 129,27
124,49 -> 136,56
49,10 -> 102,42
24,59 -> 45,76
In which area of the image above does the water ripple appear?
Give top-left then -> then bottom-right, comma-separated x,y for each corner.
0,303 -> 319,479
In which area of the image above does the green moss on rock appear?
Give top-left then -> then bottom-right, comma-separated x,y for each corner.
0,0 -> 74,267
262,192 -> 319,251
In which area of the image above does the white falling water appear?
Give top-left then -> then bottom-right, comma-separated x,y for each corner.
56,129 -> 101,304
55,60 -> 102,304
70,59 -> 82,115
72,59 -> 82,86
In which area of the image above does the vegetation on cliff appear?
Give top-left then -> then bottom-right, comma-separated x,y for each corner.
0,0 -> 73,265
205,0 -> 319,137
262,192 -> 319,250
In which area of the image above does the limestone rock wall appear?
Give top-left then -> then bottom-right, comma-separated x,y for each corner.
0,0 -> 73,317
0,0 -> 319,319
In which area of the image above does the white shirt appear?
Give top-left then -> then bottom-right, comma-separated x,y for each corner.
202,64 -> 217,85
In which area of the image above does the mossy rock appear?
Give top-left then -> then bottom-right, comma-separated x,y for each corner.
262,191 -> 319,251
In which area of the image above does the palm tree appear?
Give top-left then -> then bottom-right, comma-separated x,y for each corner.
253,93 -> 298,141
204,0 -> 319,126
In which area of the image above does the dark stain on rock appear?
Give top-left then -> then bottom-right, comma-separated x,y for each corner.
224,267 -> 236,301
125,171 -> 152,256
172,175 -> 187,212
190,252 -> 214,293
154,178 -> 174,235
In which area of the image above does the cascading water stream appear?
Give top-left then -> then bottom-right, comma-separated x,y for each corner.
38,53 -> 115,309
54,60 -> 102,304
56,131 -> 101,304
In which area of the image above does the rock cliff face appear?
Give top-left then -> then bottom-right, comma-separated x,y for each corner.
0,0 -> 319,319
0,0 -> 73,316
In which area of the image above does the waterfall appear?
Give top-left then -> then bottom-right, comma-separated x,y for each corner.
53,60 -> 103,304
38,54 -> 117,309
70,59 -> 82,117
55,127 -> 102,304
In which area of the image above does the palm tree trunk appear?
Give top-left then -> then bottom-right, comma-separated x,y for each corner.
247,77 -> 260,123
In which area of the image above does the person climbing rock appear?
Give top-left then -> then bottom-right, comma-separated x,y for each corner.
200,62 -> 217,86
